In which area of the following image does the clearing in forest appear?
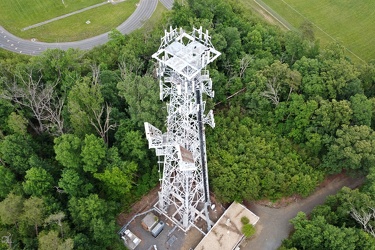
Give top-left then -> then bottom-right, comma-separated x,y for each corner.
250,0 -> 375,62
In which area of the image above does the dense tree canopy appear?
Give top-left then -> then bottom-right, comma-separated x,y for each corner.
0,0 -> 374,248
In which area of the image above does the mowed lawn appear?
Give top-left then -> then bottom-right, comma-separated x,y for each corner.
259,0 -> 375,62
0,0 -> 138,42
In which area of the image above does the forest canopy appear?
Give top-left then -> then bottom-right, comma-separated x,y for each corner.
1,0 -> 375,249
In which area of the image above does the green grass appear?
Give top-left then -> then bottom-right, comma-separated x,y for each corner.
0,0 -> 104,29
0,0 -> 139,42
140,1 -> 168,32
257,0 -> 375,62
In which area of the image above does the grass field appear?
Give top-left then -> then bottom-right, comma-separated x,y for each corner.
140,1 -> 168,32
0,0 -> 138,42
256,0 -> 375,62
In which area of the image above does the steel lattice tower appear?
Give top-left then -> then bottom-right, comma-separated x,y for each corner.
144,27 -> 220,231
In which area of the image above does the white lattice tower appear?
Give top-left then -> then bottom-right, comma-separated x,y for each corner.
144,27 -> 220,231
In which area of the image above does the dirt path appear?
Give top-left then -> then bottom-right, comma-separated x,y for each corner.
240,175 -> 364,250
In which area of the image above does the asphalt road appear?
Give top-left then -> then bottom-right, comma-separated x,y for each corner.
0,0 -> 174,56
241,175 -> 364,250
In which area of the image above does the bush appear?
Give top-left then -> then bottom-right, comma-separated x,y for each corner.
242,224 -> 255,238
241,216 -> 250,225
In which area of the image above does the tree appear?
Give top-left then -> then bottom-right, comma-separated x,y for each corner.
38,230 -> 73,250
90,104 -> 117,144
1,233 -> 13,250
0,193 -> 23,226
312,99 -> 352,137
44,212 -> 66,238
283,212 -> 375,250
31,48 -> 84,84
23,167 -> 54,197
257,61 -> 301,106
351,206 -> 375,237
58,169 -> 92,197
68,194 -> 110,230
322,125 -> 375,173
350,94 -> 372,126
54,134 -> 82,169
283,31 -> 310,64
1,67 -> 64,135
81,134 -> 106,173
115,120 -> 149,165
7,112 -> 28,135
299,20 -> 315,41
293,57 -> 324,99
117,74 -> 165,128
0,134 -> 36,174
90,218 -> 116,247
94,164 -> 136,199
0,166 -> 16,198
274,94 -> 318,143
21,196 -> 45,235
319,57 -> 361,100
244,29 -> 263,54
67,78 -> 103,138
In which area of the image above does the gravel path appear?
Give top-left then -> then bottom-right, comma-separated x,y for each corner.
0,0 -> 174,55
240,175 -> 364,250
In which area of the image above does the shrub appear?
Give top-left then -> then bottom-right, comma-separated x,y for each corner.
242,224 -> 255,238
241,216 -> 250,225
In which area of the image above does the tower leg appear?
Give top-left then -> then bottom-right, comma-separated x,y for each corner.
158,191 -> 165,212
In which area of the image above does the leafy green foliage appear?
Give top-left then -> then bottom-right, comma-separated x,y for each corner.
23,167 -> 54,197
54,134 -> 82,169
350,94 -> 372,126
241,216 -> 250,225
21,196 -> 45,235
38,230 -> 74,250
0,134 -> 36,174
208,109 -> 322,202
0,166 -> 16,198
242,223 -> 255,238
322,125 -> 375,173
1,0 -> 375,247
117,74 -> 166,128
58,169 -> 92,197
81,134 -> 106,173
67,78 -> 103,137
0,193 -> 23,226
283,212 -> 375,250
94,164 -> 135,200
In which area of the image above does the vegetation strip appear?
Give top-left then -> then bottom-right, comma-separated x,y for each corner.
254,0 -> 292,30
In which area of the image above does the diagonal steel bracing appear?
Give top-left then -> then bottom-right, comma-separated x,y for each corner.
144,27 -> 220,231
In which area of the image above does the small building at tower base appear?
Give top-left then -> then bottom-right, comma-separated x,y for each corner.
195,202 -> 259,250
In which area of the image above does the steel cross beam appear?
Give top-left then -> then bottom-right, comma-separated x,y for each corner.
145,27 -> 220,232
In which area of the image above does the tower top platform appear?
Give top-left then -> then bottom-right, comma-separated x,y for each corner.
152,27 -> 221,81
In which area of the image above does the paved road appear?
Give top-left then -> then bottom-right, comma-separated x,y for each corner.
0,0 -> 173,56
241,175 -> 364,250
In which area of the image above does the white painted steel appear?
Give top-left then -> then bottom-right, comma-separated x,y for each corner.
145,27 -> 220,231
